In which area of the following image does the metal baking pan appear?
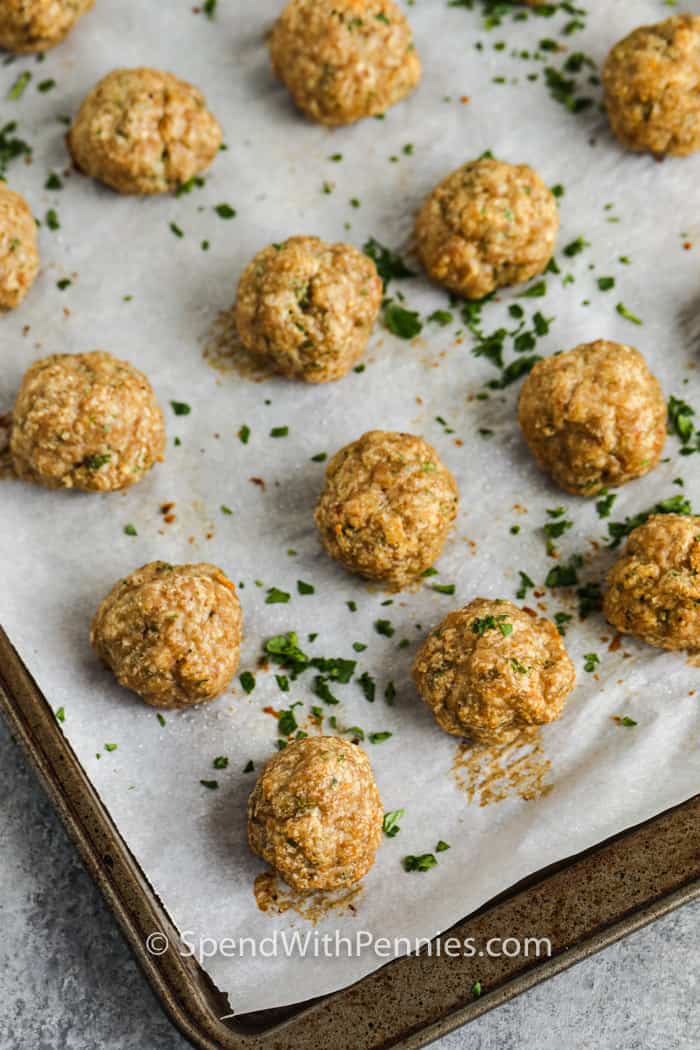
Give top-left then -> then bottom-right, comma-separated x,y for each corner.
2,622 -> 698,1050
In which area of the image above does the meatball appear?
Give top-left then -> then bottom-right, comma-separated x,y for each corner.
413,599 -> 575,745
414,157 -> 559,300
10,350 -> 165,492
235,236 -> 382,383
518,341 -> 666,497
604,514 -> 700,652
91,562 -> 243,709
315,430 -> 459,589
0,184 -> 39,311
67,68 -> 222,195
248,736 -> 383,893
268,0 -> 421,126
0,0 -> 93,52
603,16 -> 700,158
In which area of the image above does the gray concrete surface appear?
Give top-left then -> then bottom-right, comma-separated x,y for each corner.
1,713 -> 697,1050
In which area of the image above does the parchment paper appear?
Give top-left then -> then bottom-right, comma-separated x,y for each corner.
1,0 -> 699,1015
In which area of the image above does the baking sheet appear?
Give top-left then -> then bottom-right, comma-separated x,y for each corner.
1,0 -> 699,1016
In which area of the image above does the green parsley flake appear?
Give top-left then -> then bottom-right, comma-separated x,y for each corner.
239,671 -> 256,694
383,809 -> 404,837
403,853 -> 437,873
170,400 -> 191,416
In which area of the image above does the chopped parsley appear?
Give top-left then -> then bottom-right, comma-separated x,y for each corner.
270,426 -> 289,438
297,580 -> 314,595
383,809 -> 404,837
123,523 -> 137,536
595,490 -> 617,518
200,779 -> 219,790
0,121 -> 31,177
362,237 -> 414,288
8,71 -> 31,100
170,400 -> 191,416
357,671 -> 376,703
238,424 -> 251,444
383,301 -> 422,339
214,203 -> 236,219
169,222 -> 184,238
616,302 -> 642,325
583,653 -> 600,673
374,619 -> 395,638
239,671 -> 256,694
213,756 -> 229,770
471,614 -> 512,638
369,731 -> 392,744
516,571 -> 534,600
403,853 -> 437,873
45,209 -> 60,231
265,587 -> 291,604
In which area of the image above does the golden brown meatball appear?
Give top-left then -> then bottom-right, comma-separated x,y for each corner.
10,351 -> 165,492
268,0 -> 421,126
91,562 -> 243,709
413,599 -> 575,745
235,236 -> 382,383
248,736 -> 383,893
414,157 -> 559,300
604,514 -> 700,652
518,341 -> 666,497
0,0 -> 93,52
67,68 -> 222,195
0,184 -> 39,311
315,430 -> 459,589
603,15 -> 700,157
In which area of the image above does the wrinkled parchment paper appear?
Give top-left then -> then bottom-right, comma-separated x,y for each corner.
1,0 -> 699,1015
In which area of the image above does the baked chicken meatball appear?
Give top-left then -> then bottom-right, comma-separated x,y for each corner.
0,184 -> 39,311
413,599 -> 575,745
0,0 -> 93,52
67,68 -> 222,195
10,351 -> 165,492
315,430 -> 459,589
268,0 -> 421,126
248,736 -> 383,893
414,157 -> 559,300
91,562 -> 243,709
603,15 -> 700,158
235,236 -> 382,383
604,513 -> 700,652
518,341 -> 666,497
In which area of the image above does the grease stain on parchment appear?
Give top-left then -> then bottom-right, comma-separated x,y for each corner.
0,413 -> 14,479
254,871 -> 363,923
452,727 -> 553,807
202,308 -> 276,382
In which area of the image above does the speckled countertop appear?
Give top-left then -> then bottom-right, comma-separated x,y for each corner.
1,714 -> 697,1050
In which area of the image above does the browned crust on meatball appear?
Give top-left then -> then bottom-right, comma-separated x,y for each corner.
0,0 -> 93,52
603,15 -> 700,157
248,736 -> 383,893
67,67 -> 222,195
268,0 -> 421,126
604,514 -> 700,652
315,430 -> 459,589
0,183 -> 39,311
91,561 -> 243,708
518,340 -> 667,497
235,236 -> 382,383
414,157 -> 559,300
413,598 -> 575,744
10,350 -> 165,492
